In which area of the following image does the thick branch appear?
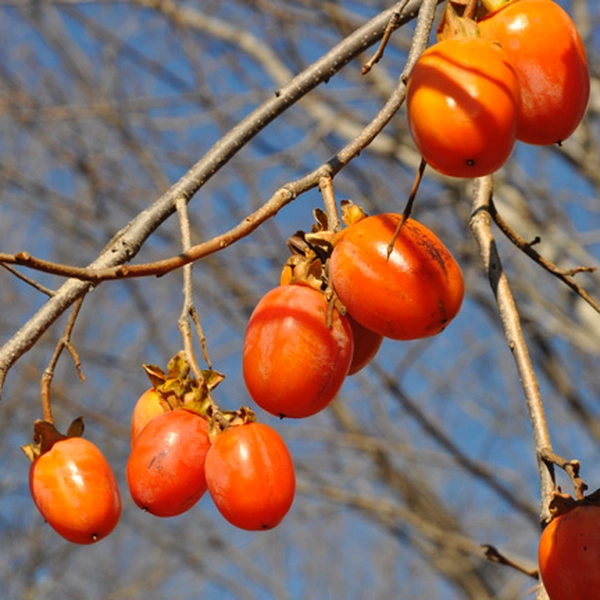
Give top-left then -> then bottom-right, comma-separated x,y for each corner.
469,176 -> 553,600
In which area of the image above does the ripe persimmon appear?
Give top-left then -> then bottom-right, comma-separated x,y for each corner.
243,284 -> 353,418
30,436 -> 121,544
406,37 -> 520,177
479,0 -> 589,146
205,421 -> 296,531
329,214 -> 464,340
127,408 -> 210,517
538,503 -> 600,599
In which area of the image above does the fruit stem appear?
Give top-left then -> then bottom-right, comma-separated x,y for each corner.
40,373 -> 54,424
319,175 -> 341,233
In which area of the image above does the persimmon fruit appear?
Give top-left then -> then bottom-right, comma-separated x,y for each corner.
127,408 -> 210,517
329,214 -> 464,340
242,284 -> 354,418
538,503 -> 600,599
406,37 -> 521,177
479,0 -> 589,146
29,437 -> 122,544
205,422 -> 296,530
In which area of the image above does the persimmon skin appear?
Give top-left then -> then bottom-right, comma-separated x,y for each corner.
538,504 -> 600,599
243,284 -> 354,418
130,388 -> 167,446
479,0 -> 589,146
347,316 -> 383,375
329,214 -> 464,340
126,409 -> 210,517
406,37 -> 520,177
205,422 -> 295,531
29,437 -> 122,544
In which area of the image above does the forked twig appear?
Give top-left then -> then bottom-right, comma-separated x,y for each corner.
175,196 -> 208,386
40,296 -> 86,423
488,197 -> 599,314
539,447 -> 588,501
362,1 -> 409,74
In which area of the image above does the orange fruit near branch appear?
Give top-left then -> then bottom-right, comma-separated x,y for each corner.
479,0 -> 589,146
329,214 -> 464,340
243,284 -> 353,418
30,436 -> 121,544
205,421 -> 296,531
538,503 -> 600,599
127,409 -> 210,517
406,37 -> 520,177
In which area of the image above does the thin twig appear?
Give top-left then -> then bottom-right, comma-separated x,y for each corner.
387,157 -> 427,257
0,264 -> 55,297
175,195 -> 205,387
489,198 -> 599,313
481,544 -> 539,580
538,447 -> 588,501
362,1 -> 408,75
40,296 -> 86,423
190,305 -> 212,370
319,175 -> 340,232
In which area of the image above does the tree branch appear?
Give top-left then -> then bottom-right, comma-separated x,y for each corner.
0,0 -> 434,399
469,176 -> 554,600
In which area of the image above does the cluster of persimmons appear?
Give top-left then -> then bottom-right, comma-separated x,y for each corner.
407,0 -> 590,178
22,1 -> 596,598
22,199 -> 467,544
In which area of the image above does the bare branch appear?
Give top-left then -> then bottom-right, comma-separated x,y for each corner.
469,176 -> 554,599
489,197 -> 599,313
481,544 -> 539,580
0,1 -> 431,398
176,195 -> 205,386
469,177 -> 555,514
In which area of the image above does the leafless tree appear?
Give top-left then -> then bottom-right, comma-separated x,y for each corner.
0,1 -> 598,599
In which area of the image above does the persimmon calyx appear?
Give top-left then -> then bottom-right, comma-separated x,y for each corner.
281,228 -> 335,290
207,405 -> 257,443
547,488 -> 600,523
142,352 -> 225,418
21,417 -> 85,462
280,249 -> 324,290
437,2 -> 480,42
339,199 -> 367,228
